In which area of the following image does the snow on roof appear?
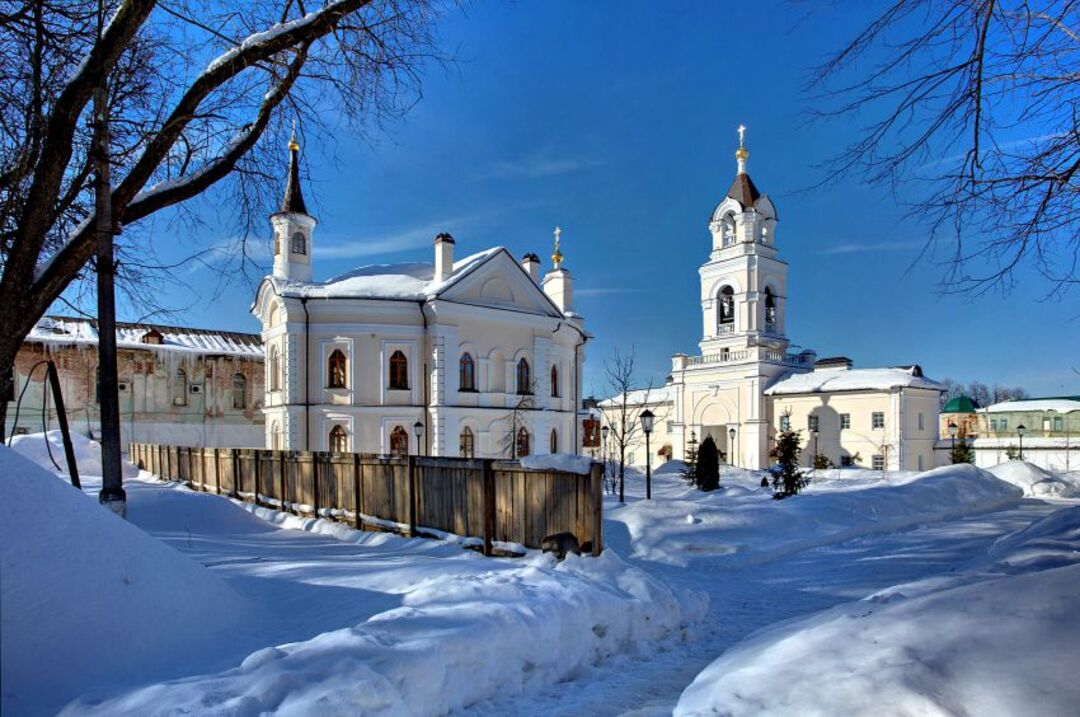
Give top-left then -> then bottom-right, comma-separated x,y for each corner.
984,397 -> 1080,414
273,247 -> 503,300
27,316 -> 262,359
765,366 -> 944,396
599,384 -> 677,407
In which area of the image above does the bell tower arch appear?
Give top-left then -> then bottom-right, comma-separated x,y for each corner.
699,127 -> 789,355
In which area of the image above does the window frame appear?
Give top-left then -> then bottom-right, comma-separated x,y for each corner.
290,231 -> 306,255
779,415 -> 791,432
807,414 -> 819,432
872,412 -> 885,430
389,350 -> 409,390
840,413 -> 851,430
516,427 -> 530,458
872,454 -> 885,471
549,428 -> 558,454
232,373 -> 246,410
329,425 -> 348,453
173,368 -> 188,407
459,353 -> 476,392
550,363 -> 559,398
459,426 -> 475,458
516,357 -> 532,396
327,349 -> 347,389
389,425 -> 409,456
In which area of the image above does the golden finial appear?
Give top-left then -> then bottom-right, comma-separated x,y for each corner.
288,120 -> 300,151
552,225 -> 564,268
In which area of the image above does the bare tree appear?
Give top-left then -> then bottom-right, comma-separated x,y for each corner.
0,0 -> 444,436
598,347 -> 667,503
812,0 -> 1079,295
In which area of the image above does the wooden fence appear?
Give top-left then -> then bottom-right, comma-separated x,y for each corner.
128,443 -> 603,556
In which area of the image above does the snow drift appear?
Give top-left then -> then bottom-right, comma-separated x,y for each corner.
675,506 -> 1080,717
9,429 -> 139,479
610,463 -> 1023,566
0,446 -> 250,716
986,459 -> 1080,499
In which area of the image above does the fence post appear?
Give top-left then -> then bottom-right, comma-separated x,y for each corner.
482,459 -> 495,557
590,463 -> 603,556
353,454 -> 362,529
407,455 -> 417,537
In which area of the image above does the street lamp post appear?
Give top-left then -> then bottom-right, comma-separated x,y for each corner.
413,420 -> 424,456
812,429 -> 819,474
728,426 -> 737,468
601,424 -> 610,493
640,409 -> 655,500
948,421 -> 958,461
1017,424 -> 1026,461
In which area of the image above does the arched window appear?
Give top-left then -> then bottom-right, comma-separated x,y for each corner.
329,425 -> 348,453
268,345 -> 281,391
516,427 -> 530,458
232,373 -> 246,409
270,420 -> 281,450
459,353 -> 475,391
721,214 -> 736,246
328,349 -> 347,388
273,232 -> 281,256
291,231 -> 306,255
389,425 -> 409,456
516,357 -> 531,395
717,286 -> 735,332
764,287 -> 777,329
459,427 -> 475,458
389,350 -> 408,390
549,428 -> 558,454
173,368 -> 188,406
550,364 -> 560,398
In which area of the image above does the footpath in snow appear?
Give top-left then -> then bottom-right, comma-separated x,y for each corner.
0,435 -> 699,716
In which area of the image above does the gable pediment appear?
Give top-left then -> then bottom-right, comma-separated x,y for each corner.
437,250 -> 562,317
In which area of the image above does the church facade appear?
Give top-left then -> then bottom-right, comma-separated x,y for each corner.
252,137 -> 588,458
605,131 -> 944,472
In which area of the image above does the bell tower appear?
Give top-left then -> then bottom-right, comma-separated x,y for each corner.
271,128 -> 316,283
698,126 -> 788,355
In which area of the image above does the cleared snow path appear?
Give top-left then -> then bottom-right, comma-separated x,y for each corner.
462,498 -> 1063,717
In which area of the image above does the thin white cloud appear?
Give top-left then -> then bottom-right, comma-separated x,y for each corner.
576,287 -> 642,297
316,213 -> 491,260
484,153 -> 602,180
822,240 -> 922,255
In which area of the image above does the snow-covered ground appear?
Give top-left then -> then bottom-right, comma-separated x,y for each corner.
3,434 -> 1079,716
1,437 -> 698,716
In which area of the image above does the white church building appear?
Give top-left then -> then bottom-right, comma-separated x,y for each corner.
604,129 -> 944,472
253,136 -> 588,457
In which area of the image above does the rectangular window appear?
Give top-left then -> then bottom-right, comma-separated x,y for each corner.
917,455 -> 924,471
808,415 -> 819,431
780,415 -> 791,432
627,452 -> 636,465
1000,418 -> 1008,430
840,413 -> 851,430
1054,416 -> 1065,431
872,412 -> 885,429
917,413 -> 924,431
990,418 -> 998,431
872,454 -> 885,471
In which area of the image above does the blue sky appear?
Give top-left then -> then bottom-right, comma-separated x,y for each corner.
116,0 -> 1078,397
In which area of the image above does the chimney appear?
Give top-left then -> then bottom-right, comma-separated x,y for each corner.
521,252 -> 541,282
434,233 -> 454,282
